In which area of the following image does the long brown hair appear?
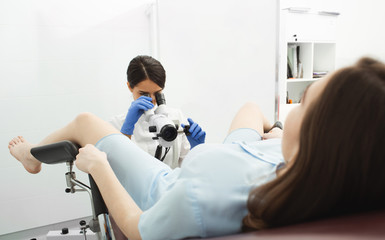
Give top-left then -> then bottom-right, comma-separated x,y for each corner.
243,57 -> 385,230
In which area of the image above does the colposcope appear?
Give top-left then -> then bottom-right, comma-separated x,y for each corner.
143,92 -> 190,160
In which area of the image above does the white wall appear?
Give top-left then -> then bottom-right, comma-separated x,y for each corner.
281,0 -> 385,67
0,0 -> 153,235
157,0 -> 279,143
335,0 -> 385,67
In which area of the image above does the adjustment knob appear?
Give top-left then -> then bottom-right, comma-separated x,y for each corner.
61,228 -> 69,235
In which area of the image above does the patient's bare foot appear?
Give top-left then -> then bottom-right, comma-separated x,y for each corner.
8,136 -> 41,174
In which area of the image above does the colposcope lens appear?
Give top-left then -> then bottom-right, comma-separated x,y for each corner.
160,124 -> 177,141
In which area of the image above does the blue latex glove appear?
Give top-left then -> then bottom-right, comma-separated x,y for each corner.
121,96 -> 154,135
182,118 -> 206,149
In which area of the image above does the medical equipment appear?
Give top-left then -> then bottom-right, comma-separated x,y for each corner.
46,227 -> 97,240
30,141 -> 114,240
144,92 -> 179,148
144,92 -> 189,160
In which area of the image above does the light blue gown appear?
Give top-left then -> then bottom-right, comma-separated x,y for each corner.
95,128 -> 284,240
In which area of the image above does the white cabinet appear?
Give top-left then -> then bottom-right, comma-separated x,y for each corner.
278,8 -> 339,122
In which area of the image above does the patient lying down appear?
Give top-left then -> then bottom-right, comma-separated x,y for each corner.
9,57 -> 385,240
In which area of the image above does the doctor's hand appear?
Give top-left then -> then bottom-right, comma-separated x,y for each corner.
75,144 -> 108,174
182,118 -> 206,149
121,96 -> 154,135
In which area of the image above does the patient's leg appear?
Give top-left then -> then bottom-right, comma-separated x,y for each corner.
39,112 -> 120,146
228,102 -> 272,136
9,112 -> 120,173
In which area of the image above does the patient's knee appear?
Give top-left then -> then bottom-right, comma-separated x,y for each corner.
74,112 -> 98,127
242,102 -> 261,111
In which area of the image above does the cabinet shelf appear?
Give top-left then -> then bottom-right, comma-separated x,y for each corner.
287,78 -> 319,83
278,8 -> 338,122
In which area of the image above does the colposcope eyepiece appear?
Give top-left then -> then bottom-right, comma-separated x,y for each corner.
155,92 -> 166,106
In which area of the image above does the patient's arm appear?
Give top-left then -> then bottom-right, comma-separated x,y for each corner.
75,144 -> 142,240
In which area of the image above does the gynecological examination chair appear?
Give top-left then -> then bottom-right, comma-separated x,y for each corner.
31,140 -> 114,240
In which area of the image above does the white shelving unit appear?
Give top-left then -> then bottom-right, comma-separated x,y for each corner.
278,8 -> 339,122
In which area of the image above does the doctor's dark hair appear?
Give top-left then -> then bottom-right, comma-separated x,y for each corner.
126,55 -> 166,89
243,57 -> 385,231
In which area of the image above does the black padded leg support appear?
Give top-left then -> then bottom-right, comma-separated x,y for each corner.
31,141 -> 108,216
31,140 -> 79,164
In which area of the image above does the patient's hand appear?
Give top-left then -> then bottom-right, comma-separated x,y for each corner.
263,128 -> 283,140
75,144 -> 108,174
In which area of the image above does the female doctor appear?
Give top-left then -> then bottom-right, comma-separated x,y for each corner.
109,55 -> 206,240
109,55 -> 206,169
